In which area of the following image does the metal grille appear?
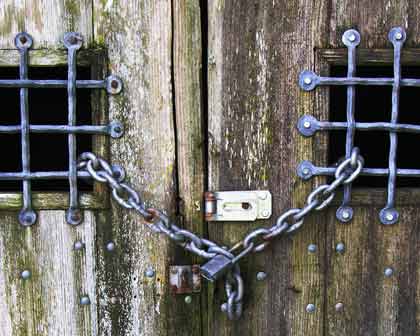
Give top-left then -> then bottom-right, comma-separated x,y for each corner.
297,27 -> 412,225
3,32 -> 123,226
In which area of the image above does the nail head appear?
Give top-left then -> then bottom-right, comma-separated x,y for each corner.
308,244 -> 317,253
306,303 -> 316,313
256,271 -> 267,281
21,270 -> 31,280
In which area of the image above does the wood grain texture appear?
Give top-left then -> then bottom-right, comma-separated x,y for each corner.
93,1 -> 177,335
0,211 -> 98,335
0,0 -> 93,49
207,0 -> 329,335
173,0 -> 206,334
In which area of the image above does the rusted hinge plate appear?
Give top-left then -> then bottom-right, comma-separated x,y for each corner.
169,265 -> 201,294
204,190 -> 272,221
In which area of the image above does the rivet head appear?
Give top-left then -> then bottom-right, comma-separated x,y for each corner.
184,296 -> 192,304
106,241 -> 116,251
308,244 -> 317,253
386,213 -> 394,221
306,303 -> 316,313
303,77 -> 312,85
21,270 -> 31,280
74,240 -> 85,250
348,33 -> 356,42
384,267 -> 394,277
395,32 -> 403,40
303,121 -> 311,128
302,167 -> 310,175
256,271 -> 267,281
335,302 -> 344,312
145,269 -> 155,278
342,210 -> 350,219
336,242 -> 345,253
261,210 -> 270,217
80,295 -> 91,305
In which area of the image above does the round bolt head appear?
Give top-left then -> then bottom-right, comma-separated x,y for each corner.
306,303 -> 316,313
348,33 -> 356,42
145,269 -> 155,278
258,192 -> 267,200
384,267 -> 394,277
308,244 -> 317,253
335,302 -> 344,312
184,296 -> 192,304
74,240 -> 85,250
304,77 -> 312,85
80,295 -> 91,305
335,242 -> 345,253
302,168 -> 310,175
303,121 -> 311,129
256,271 -> 267,281
261,210 -> 270,217
395,32 -> 403,40
106,241 -> 116,251
342,210 -> 350,219
21,270 -> 31,280
386,213 -> 394,221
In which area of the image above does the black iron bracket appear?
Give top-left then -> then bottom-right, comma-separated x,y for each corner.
2,32 -> 123,226
297,27 -> 410,225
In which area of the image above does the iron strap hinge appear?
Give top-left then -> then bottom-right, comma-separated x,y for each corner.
204,190 -> 272,221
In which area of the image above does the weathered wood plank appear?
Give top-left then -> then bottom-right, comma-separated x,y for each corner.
326,3 -> 420,335
93,1 -> 177,335
0,0 -> 93,49
207,0 -> 329,335
173,0 -> 206,334
0,211 -> 98,335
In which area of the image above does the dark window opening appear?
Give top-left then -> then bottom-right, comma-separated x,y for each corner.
0,66 -> 93,191
329,65 -> 420,188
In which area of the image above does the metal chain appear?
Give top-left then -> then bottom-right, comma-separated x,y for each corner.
77,148 -> 364,321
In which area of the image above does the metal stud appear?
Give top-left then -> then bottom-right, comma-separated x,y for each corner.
256,271 -> 267,281
106,241 -> 116,251
303,77 -> 312,85
306,303 -> 316,313
348,33 -> 356,42
80,295 -> 91,305
341,210 -> 350,220
261,210 -> 270,218
308,244 -> 317,253
384,267 -> 394,277
21,270 -> 31,280
303,121 -> 311,128
335,302 -> 344,312
395,32 -> 403,40
145,268 -> 155,278
74,240 -> 85,250
184,296 -> 192,304
335,242 -> 345,254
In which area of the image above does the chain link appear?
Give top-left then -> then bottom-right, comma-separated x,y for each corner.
77,148 -> 364,320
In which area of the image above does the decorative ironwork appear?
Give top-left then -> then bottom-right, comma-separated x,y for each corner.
297,27 -> 411,225
3,32 -> 123,226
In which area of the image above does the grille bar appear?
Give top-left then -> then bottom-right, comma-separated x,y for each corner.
0,32 -> 123,226
298,27 -> 411,225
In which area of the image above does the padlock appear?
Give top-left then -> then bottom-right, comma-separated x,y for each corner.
200,254 -> 233,282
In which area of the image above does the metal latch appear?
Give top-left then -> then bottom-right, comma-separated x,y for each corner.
204,190 -> 272,221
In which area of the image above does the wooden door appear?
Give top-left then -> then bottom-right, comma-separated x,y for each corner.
1,1 -> 420,336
